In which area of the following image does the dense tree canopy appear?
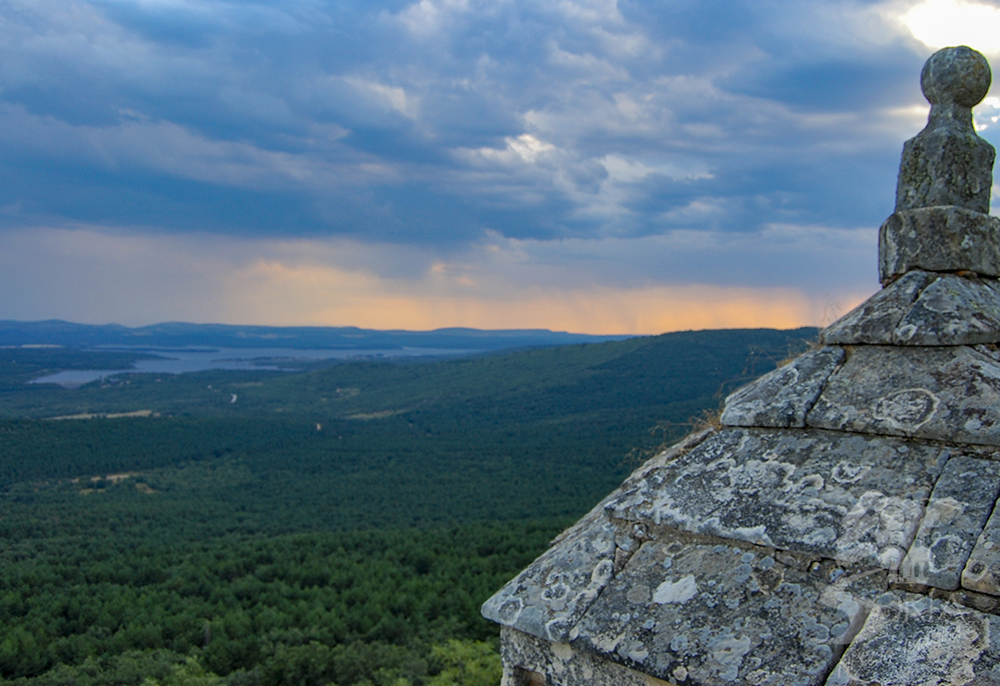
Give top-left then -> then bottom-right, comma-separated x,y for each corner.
0,328 -> 817,684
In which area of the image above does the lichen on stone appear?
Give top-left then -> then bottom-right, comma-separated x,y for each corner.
483,44 -> 1000,686
895,45 -> 994,213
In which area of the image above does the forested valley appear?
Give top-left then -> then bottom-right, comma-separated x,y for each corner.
0,328 -> 817,685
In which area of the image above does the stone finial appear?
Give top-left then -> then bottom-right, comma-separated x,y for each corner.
895,45 -> 995,213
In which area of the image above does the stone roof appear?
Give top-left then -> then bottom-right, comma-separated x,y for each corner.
482,46 -> 1000,686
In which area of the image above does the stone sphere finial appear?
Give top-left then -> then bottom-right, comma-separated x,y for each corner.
883,45 -> 998,285
921,45 -> 991,108
894,45 -> 995,214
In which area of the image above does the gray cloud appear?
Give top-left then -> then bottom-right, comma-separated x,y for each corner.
0,0 -> 979,302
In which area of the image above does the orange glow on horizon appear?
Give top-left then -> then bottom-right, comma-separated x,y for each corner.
225,260 -> 871,334
0,227 -> 875,335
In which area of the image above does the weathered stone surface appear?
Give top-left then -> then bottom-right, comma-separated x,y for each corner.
826,592 -> 1000,686
962,497 -> 1000,597
879,206 -> 1000,283
499,626 -> 672,686
482,430 -> 718,643
806,345 -> 1000,446
976,343 -> 1000,364
487,46 -> 1000,686
820,271 -> 934,345
719,347 -> 844,428
943,586 -> 1000,615
894,274 -> 1000,345
896,134 -> 994,214
612,429 -> 717,497
482,429 -> 721,644
920,45 -> 993,110
821,272 -> 1000,346
605,428 -> 946,569
572,539 -> 884,686
481,505 -> 619,642
900,456 -> 1000,590
895,46 -> 994,214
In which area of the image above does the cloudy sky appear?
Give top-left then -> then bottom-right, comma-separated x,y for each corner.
2,0 -> 1000,333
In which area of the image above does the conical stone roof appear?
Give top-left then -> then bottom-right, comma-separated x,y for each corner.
482,45 -> 1000,686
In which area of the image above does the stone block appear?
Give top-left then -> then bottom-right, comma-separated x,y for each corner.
482,430 -> 718,644
499,627 -> 672,686
720,346 -> 844,428
806,345 -> 1000,446
481,506 -> 619,642
820,271 -> 933,345
604,428 -> 946,569
572,539 -> 884,686
900,456 -> 1000,590
895,129 -> 994,214
945,587 -> 1000,614
822,272 -> 1000,346
962,498 -> 1000,597
879,206 -> 1000,283
826,593 -> 1000,685
893,274 -> 1000,345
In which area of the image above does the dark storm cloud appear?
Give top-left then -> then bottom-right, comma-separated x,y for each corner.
0,0 -> 959,248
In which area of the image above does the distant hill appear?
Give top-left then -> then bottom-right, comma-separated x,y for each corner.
0,326 -> 819,423
0,319 -> 625,351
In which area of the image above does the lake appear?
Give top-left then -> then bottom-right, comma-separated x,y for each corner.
29,346 -> 473,388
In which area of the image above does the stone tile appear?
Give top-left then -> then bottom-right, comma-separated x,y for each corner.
605,428 -> 946,570
826,593 -> 1000,685
962,498 -> 1000,596
900,456 -> 1000,590
481,430 -> 719,643
820,271 -> 934,345
943,587 -> 1000,615
481,506 -> 619,642
879,207 -> 1000,284
499,627 -> 672,686
821,273 -> 1000,347
572,539 -> 884,686
806,345 -> 1000,446
893,274 -> 1000,345
720,347 -> 844,428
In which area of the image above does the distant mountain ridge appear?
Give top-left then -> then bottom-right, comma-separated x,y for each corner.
0,319 -> 627,351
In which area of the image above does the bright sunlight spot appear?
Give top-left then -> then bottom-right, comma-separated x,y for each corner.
902,0 -> 1000,55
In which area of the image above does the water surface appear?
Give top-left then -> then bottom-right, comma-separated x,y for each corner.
30,346 -> 471,388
